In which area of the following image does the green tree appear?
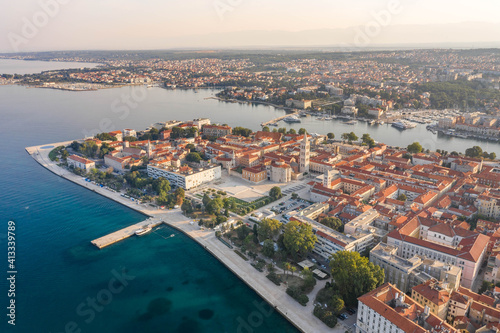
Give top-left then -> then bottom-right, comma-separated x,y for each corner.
397,194 -> 407,202
206,197 -> 223,215
232,127 -> 253,137
123,136 -> 137,142
181,200 -> 193,214
202,193 -> 211,208
284,262 -> 291,278
262,126 -> 270,132
175,187 -> 185,205
258,218 -> 283,241
342,132 -> 358,143
186,143 -> 195,152
347,132 -> 358,143
329,251 -> 384,305
327,132 -> 335,139
407,142 -> 423,154
320,217 -> 343,232
278,127 -> 286,134
329,295 -> 345,315
171,127 -> 186,139
283,220 -> 317,259
236,225 -> 250,240
98,142 -> 115,158
288,128 -> 296,135
291,193 -> 299,200
70,141 -> 80,151
361,133 -> 376,148
186,152 -> 202,163
262,239 -> 275,258
153,177 -> 171,195
252,224 -> 259,243
298,128 -> 306,135
95,132 -> 117,141
490,153 -> 497,160
465,146 -> 483,158
479,281 -> 494,294
269,186 -> 282,200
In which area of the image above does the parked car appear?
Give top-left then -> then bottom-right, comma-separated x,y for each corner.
336,314 -> 345,321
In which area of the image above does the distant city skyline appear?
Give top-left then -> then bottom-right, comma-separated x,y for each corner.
1,0 -> 500,52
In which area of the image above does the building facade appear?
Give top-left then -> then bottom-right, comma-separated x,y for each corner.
67,155 -> 95,171
147,164 -> 221,190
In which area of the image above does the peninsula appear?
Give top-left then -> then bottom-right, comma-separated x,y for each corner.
27,117 -> 500,332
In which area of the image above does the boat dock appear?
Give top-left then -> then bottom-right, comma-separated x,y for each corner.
261,110 -> 299,126
91,218 -> 164,249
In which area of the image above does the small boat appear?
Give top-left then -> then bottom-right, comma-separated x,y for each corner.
368,120 -> 375,125
135,226 -> 152,236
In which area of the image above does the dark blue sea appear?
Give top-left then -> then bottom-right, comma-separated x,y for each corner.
0,84 -> 299,333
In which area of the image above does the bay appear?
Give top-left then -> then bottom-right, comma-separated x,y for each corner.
0,59 -> 101,75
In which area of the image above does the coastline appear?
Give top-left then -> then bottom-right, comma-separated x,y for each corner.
25,141 -> 338,333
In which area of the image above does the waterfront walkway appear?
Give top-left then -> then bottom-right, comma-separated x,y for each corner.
26,141 -> 341,333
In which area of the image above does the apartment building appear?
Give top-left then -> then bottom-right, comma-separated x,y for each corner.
370,243 -> 461,294
356,283 -> 457,333
411,280 -> 450,320
67,155 -> 95,171
147,164 -> 221,190
202,124 -> 232,138
386,217 -> 489,288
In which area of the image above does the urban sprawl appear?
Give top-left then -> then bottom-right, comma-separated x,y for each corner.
47,114 -> 500,333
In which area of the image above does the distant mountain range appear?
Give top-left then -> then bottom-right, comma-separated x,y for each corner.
160,22 -> 500,49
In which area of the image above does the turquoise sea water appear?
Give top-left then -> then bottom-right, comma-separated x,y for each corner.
0,85 -> 298,332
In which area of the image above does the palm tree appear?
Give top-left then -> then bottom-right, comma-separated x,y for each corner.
290,266 -> 297,277
284,262 -> 291,279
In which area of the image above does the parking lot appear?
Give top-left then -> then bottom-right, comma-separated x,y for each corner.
337,309 -> 357,332
271,198 -> 312,222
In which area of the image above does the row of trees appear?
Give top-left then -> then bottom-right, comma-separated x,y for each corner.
341,132 -> 358,143
171,126 -> 198,139
262,127 -> 309,135
232,127 -> 253,137
406,142 -> 497,160
465,146 -> 496,160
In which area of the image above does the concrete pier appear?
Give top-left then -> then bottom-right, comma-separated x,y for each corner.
91,218 -> 163,249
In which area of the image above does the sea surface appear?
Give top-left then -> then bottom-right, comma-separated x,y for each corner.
0,83 -> 299,332
0,59 -> 101,75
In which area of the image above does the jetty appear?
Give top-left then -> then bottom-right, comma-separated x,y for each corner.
91,218 -> 164,249
261,110 -> 300,126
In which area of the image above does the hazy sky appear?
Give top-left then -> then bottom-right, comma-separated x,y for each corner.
1,0 -> 500,52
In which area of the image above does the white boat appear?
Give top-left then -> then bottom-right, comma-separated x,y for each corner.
343,120 -> 358,125
283,115 -> 301,123
368,120 -> 375,125
391,120 -> 416,130
135,226 -> 152,236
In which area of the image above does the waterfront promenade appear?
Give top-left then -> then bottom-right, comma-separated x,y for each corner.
26,142 -> 341,333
